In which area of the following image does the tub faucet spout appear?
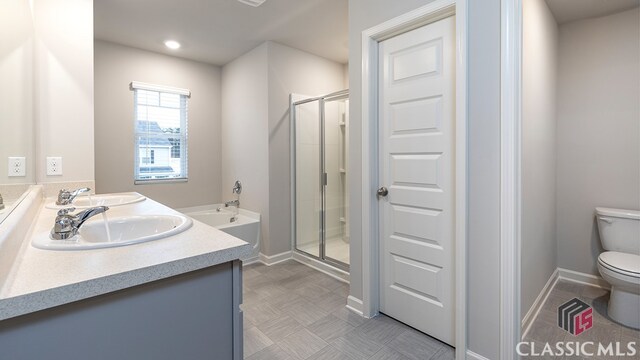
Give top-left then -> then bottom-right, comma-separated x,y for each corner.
224,199 -> 240,208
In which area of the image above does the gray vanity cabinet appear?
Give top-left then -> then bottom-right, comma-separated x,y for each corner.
0,260 -> 243,360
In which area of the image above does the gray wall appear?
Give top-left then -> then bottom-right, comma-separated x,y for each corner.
556,8 -> 640,276
521,0 -> 558,318
0,0 -> 35,184
35,0 -> 94,183
221,43 -> 270,256
348,0 -> 502,358
94,40 -> 222,208
222,42 -> 344,257
466,0 -> 501,357
267,41 -> 345,256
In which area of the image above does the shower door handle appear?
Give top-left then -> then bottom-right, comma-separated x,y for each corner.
377,186 -> 388,197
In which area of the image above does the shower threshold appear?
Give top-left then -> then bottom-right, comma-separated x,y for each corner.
292,248 -> 349,283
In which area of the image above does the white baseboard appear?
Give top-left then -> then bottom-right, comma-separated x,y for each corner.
558,267 -> 609,289
521,268 -> 559,339
258,251 -> 292,266
241,255 -> 260,266
466,350 -> 491,360
521,267 -> 610,339
250,251 -> 350,283
291,251 -> 349,283
346,295 -> 364,316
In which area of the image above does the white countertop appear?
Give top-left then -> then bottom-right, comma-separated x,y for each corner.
0,201 -> 15,219
0,194 -> 251,321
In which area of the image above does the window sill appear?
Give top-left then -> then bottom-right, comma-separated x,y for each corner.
134,178 -> 188,185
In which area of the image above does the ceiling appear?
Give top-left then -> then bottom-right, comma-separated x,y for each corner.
94,0 -> 348,66
545,0 -> 639,24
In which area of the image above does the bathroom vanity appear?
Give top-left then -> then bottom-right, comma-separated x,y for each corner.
0,186 -> 250,360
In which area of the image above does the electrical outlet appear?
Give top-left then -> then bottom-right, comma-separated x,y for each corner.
46,157 -> 63,176
8,157 -> 26,177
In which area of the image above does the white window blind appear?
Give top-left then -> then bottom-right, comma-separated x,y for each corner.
131,82 -> 190,184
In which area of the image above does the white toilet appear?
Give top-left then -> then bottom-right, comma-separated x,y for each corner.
595,207 -> 640,329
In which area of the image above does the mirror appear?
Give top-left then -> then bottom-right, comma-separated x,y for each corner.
0,0 -> 36,222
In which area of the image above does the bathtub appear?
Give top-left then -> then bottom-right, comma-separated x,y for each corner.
178,204 -> 260,261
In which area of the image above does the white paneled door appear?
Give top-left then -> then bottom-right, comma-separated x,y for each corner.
378,15 -> 456,346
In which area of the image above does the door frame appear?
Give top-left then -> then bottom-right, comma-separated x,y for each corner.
360,0 -> 468,356
500,0 -> 523,358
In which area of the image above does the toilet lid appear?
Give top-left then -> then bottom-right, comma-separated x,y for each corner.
598,251 -> 640,276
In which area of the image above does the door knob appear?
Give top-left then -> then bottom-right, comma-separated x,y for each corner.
377,186 -> 388,197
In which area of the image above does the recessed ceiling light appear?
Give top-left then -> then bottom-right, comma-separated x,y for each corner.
237,0 -> 266,7
164,40 -> 181,50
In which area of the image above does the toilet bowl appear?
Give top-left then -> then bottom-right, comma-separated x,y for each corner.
597,252 -> 640,328
595,207 -> 640,329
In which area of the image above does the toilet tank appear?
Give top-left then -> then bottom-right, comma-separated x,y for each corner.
596,207 -> 640,255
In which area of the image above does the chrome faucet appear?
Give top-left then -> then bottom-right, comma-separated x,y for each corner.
224,199 -> 240,208
50,206 -> 109,240
224,181 -> 242,209
56,187 -> 91,206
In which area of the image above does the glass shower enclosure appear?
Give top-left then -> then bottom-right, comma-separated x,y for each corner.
291,90 -> 349,271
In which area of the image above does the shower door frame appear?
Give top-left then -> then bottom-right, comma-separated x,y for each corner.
291,90 -> 350,272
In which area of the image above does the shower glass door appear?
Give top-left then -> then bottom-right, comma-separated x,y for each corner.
293,98 -> 322,259
292,90 -> 349,270
322,94 -> 349,266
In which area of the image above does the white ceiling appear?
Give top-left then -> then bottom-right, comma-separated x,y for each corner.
545,0 -> 639,24
94,0 -> 348,66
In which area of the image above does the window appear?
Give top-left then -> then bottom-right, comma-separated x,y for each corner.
131,82 -> 190,183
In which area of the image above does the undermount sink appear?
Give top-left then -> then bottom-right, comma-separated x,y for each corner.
45,193 -> 146,210
32,214 -> 193,250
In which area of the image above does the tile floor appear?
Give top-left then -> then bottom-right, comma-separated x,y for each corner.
523,280 -> 640,359
242,260 -> 454,360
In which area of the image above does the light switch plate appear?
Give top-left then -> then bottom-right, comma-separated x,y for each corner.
8,157 -> 26,177
46,157 -> 63,176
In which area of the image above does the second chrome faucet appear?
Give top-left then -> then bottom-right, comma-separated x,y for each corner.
56,188 -> 91,206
